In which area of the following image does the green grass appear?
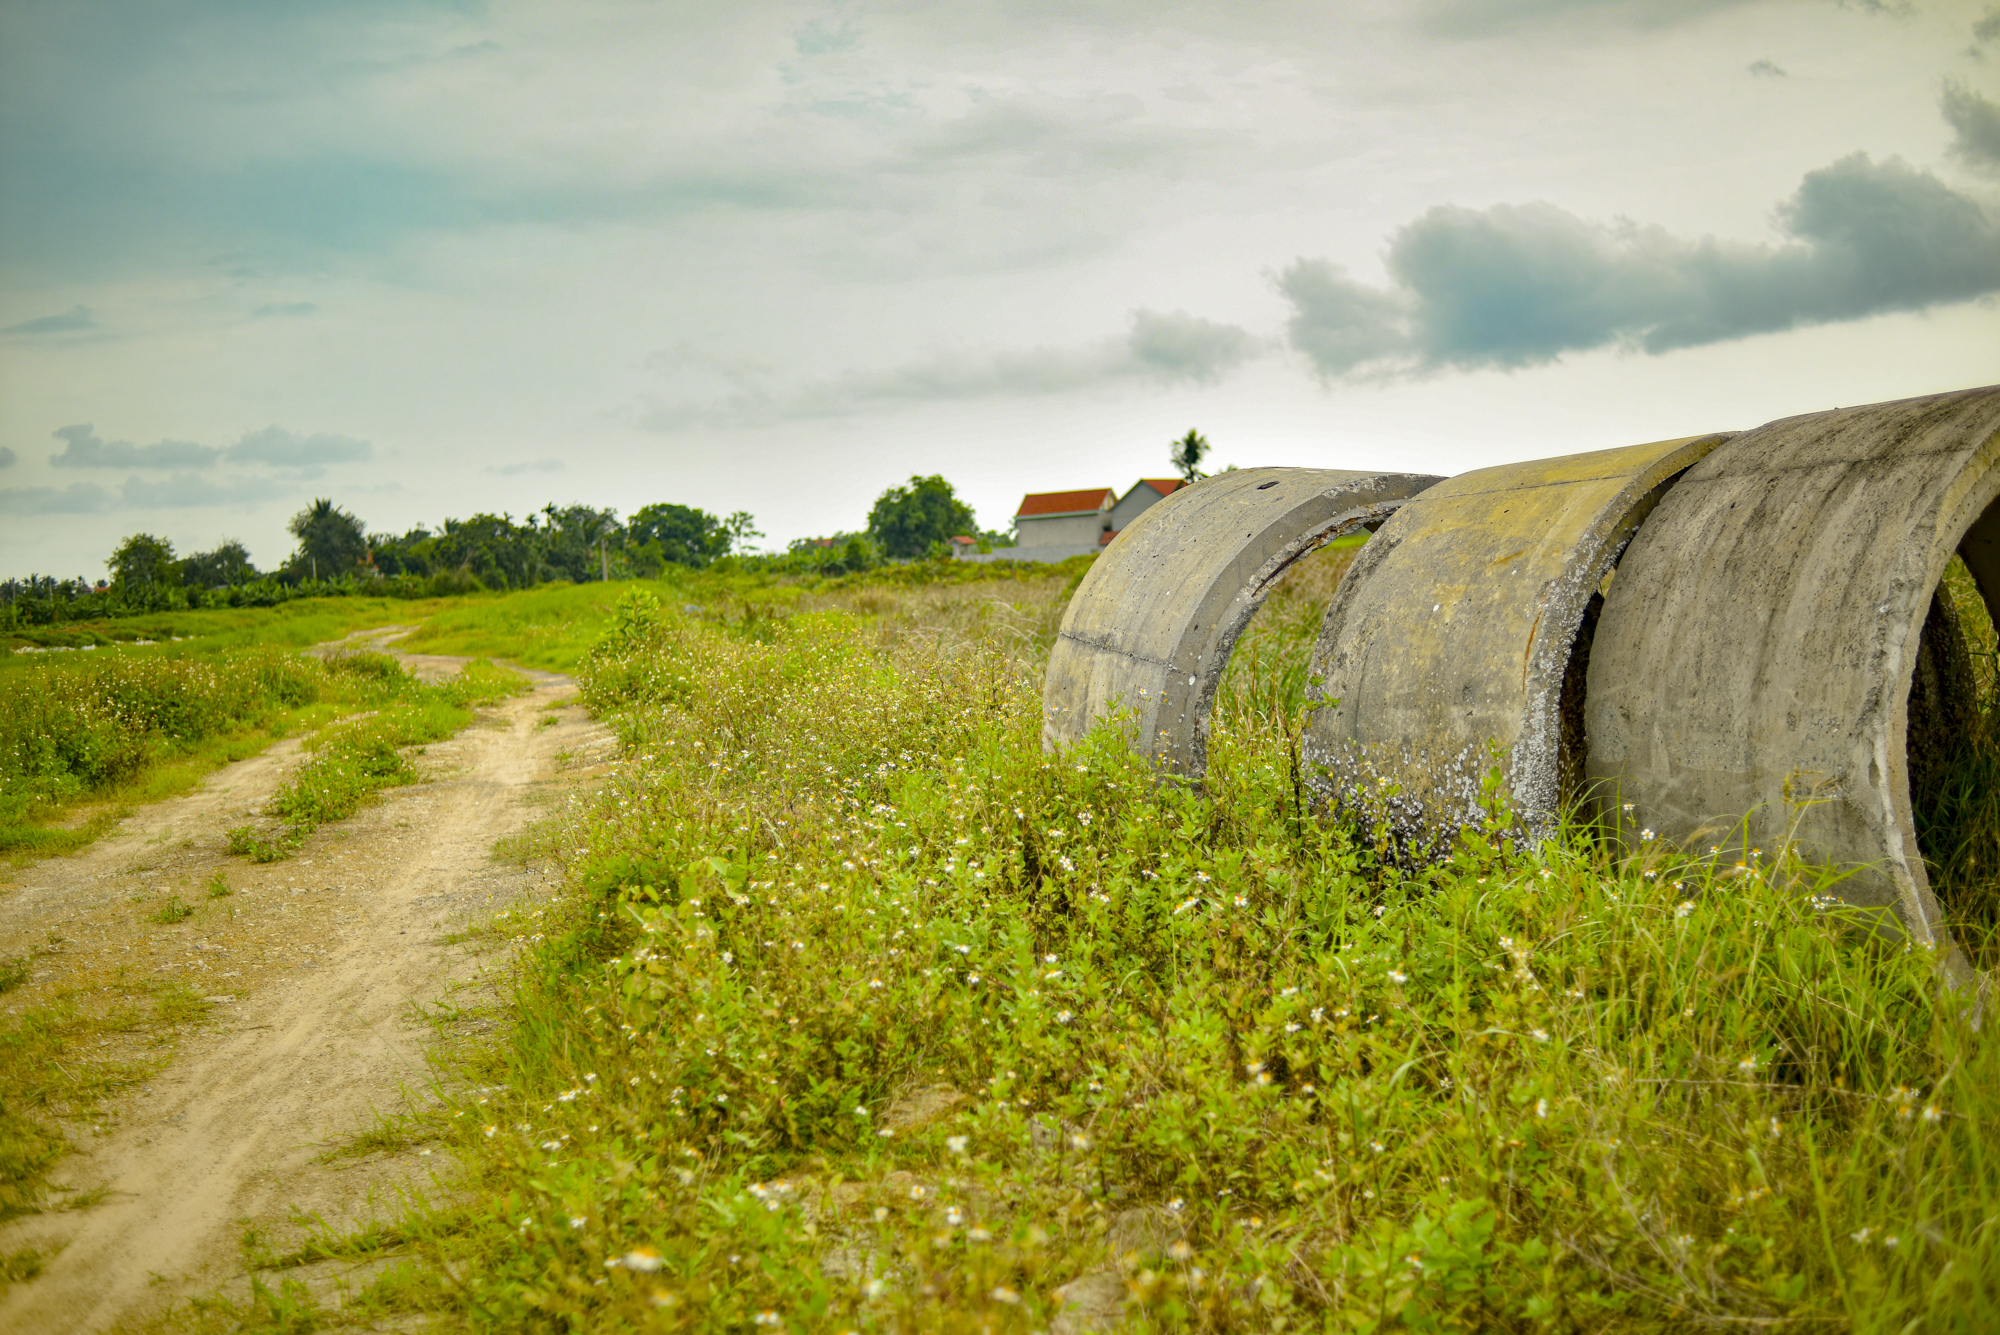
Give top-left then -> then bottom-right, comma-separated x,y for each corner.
0,591 -> 482,661
262,564 -> 1993,1334
224,658 -> 528,861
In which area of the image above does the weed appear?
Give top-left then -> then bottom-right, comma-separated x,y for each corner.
207,870 -> 232,898
152,894 -> 195,924
347,560 -> 2000,1333
0,1246 -> 43,1285
0,955 -> 26,994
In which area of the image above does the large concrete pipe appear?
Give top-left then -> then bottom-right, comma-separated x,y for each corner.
1301,434 -> 1731,854
1043,467 -> 1442,776
1585,386 -> 2000,954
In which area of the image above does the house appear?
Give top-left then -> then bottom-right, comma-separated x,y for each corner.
1013,487 -> 1117,549
1108,478 -> 1184,536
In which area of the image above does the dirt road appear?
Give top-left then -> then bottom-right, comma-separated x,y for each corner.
0,652 -> 606,1332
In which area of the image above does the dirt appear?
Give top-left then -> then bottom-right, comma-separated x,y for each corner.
0,640 -> 610,1332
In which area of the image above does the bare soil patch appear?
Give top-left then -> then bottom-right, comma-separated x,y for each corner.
0,642 -> 607,1332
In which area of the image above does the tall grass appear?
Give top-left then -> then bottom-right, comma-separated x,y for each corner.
265,567 -> 2000,1334
0,649 -> 417,855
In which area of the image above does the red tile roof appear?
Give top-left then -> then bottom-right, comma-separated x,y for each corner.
1136,478 -> 1184,497
1016,487 -> 1116,518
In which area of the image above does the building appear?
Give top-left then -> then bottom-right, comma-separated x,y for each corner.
1108,478 -> 1184,535
1013,487 -> 1117,549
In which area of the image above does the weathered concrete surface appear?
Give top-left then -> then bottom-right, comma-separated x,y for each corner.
1585,386 -> 2000,951
1302,434 -> 1730,852
1042,467 -> 1442,775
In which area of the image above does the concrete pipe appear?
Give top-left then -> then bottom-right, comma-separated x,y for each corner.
1042,467 -> 1443,777
1301,434 -> 1732,854
1584,385 -> 2000,954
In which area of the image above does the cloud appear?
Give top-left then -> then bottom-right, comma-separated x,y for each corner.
252,301 -> 319,318
120,472 -> 293,509
484,459 -> 565,475
641,308 -> 1263,429
49,423 -> 219,468
1279,153 -> 2000,377
1979,8 -> 2000,44
0,447 -> 15,469
4,305 -> 95,335
1943,82 -> 2000,170
0,482 -> 113,515
225,425 -> 372,466
1418,0 -> 1757,37
1748,59 -> 1787,77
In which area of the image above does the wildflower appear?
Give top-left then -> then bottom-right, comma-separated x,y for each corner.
570,1216 -> 587,1229
869,978 -> 884,990
865,1277 -> 888,1298
1056,1010 -> 1074,1022
1388,969 -> 1408,985
1531,1028 -> 1550,1042
1044,953 -> 1059,964
557,1089 -> 581,1103
946,1135 -> 969,1155
945,1206 -> 965,1226
1370,1140 -> 1386,1153
1640,829 -> 1656,842
908,1184 -> 926,1201
1167,1197 -> 1184,1212
1078,812 -> 1093,827
1310,1006 -> 1325,1023
1923,1104 -> 1943,1124
1536,1098 -> 1549,1119
753,1311 -> 782,1327
1851,1226 -> 1873,1245
967,1227 -> 994,1243
621,1247 -> 663,1272
484,1125 -> 497,1138
1169,1240 -> 1194,1261
1174,897 -> 1200,915
1621,802 -> 1635,815
877,1127 -> 893,1138
989,1286 -> 1022,1305
1069,1132 -> 1091,1150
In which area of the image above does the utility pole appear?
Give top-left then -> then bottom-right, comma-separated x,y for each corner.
599,534 -> 608,582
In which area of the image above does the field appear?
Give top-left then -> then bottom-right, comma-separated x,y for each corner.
4,551 -> 1997,1333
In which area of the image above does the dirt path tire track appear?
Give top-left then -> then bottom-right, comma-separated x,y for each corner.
0,656 -> 606,1332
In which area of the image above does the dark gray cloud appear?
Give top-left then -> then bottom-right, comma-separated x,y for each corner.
224,425 -> 372,466
50,423 -> 219,468
1943,82 -> 2000,169
641,308 -> 1263,429
4,305 -> 95,335
0,447 -> 15,469
1748,59 -> 1787,77
1280,154 -> 2000,376
1979,8 -> 2000,44
121,472 -> 292,509
0,482 -> 112,515
485,458 -> 565,475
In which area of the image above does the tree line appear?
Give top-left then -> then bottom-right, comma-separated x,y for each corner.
2,474 -> 1006,627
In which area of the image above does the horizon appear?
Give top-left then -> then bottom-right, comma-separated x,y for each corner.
4,0 -> 1999,577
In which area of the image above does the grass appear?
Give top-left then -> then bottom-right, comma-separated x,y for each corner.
0,978 -> 210,1227
0,646 -> 450,859
223,658 -> 528,862
231,560 -> 1991,1334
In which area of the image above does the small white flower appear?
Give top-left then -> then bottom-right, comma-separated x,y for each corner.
989,1286 -> 1021,1305
1676,901 -> 1695,919
621,1247 -> 663,1272
946,1135 -> 969,1155
1531,1028 -> 1550,1042
1922,1104 -> 1943,1124
1640,829 -> 1656,842
945,1206 -> 965,1226
570,1216 -> 587,1229
1535,1098 -> 1549,1119
1069,1132 -> 1091,1150
1388,969 -> 1408,985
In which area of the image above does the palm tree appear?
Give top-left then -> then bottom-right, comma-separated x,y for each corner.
1170,429 -> 1210,482
288,499 -> 368,582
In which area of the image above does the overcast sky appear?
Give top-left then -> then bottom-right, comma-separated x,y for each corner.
4,0 -> 1998,576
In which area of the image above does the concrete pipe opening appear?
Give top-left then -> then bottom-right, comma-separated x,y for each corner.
1041,467 -> 1443,778
1584,385 -> 2000,969
1300,434 -> 1731,858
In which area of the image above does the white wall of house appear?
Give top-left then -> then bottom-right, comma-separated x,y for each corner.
1016,510 -> 1109,547
1109,483 -> 1174,533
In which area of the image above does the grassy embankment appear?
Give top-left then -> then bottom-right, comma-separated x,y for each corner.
214,546 -> 2000,1333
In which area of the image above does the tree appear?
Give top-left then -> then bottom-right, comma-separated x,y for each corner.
287,499 -> 368,582
108,533 -> 180,604
1170,429 -> 1210,482
180,540 -> 258,588
867,475 -> 976,560
628,503 -> 730,569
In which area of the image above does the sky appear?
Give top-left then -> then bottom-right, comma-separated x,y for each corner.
3,0 -> 1999,576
